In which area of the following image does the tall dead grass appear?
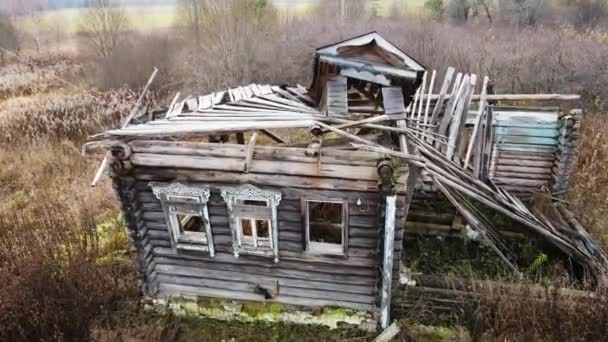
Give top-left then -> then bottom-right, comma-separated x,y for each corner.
472,283 -> 608,341
569,112 -> 608,246
0,143 -> 138,341
0,56 -> 84,101
0,88 -> 135,144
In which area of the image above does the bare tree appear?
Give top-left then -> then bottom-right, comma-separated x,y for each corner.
0,13 -> 19,64
498,0 -> 546,27
79,0 -> 129,58
573,0 -> 608,27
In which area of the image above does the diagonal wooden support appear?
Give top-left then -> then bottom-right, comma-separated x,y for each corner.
91,67 -> 159,186
244,132 -> 258,173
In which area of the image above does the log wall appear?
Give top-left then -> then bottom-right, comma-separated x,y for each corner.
112,140 -> 412,312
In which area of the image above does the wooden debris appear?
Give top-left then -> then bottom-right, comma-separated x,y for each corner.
373,321 -> 400,342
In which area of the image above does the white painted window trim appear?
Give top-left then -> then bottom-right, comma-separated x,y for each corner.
150,182 -> 215,257
303,198 -> 349,257
221,184 -> 281,263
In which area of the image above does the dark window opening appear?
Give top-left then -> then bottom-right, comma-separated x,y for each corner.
308,202 -> 343,245
237,199 -> 268,207
177,214 -> 205,234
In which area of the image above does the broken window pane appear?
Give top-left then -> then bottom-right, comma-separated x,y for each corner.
308,202 -> 343,245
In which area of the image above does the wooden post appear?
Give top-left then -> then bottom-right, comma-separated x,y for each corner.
380,193 -> 397,329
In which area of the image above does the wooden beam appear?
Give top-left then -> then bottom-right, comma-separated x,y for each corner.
419,93 -> 581,101
244,132 -> 258,173
429,67 -> 455,125
260,129 -> 287,144
464,76 -> 489,170
91,67 -> 159,186
380,194 -> 397,329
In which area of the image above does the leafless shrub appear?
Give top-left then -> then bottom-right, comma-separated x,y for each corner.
0,12 -> 19,64
572,0 -> 608,28
78,0 -> 130,58
91,32 -> 177,91
498,0 -> 548,27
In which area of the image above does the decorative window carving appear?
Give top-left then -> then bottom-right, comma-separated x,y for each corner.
221,184 -> 281,262
303,198 -> 348,256
150,182 -> 214,256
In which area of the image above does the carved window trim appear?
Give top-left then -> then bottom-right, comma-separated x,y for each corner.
302,198 -> 349,257
150,182 -> 215,256
221,184 -> 281,262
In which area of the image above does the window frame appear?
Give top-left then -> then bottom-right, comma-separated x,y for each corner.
302,198 -> 349,257
221,184 -> 281,262
150,182 -> 215,256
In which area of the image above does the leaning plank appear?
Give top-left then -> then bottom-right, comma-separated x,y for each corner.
464,76 -> 489,169
91,68 -> 159,186
429,67 -> 455,125
373,322 -> 400,342
244,132 -> 258,173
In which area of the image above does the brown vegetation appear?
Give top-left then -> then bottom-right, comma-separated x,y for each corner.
1,1 -> 608,340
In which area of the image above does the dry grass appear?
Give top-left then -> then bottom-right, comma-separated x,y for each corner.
1,7 -> 608,340
0,143 -> 139,341
472,283 -> 608,341
569,112 -> 608,246
0,88 -> 135,144
0,55 -> 84,101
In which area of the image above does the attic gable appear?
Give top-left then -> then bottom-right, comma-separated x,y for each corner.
315,31 -> 425,72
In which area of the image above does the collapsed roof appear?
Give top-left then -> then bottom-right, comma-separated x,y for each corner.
88,32 -> 608,287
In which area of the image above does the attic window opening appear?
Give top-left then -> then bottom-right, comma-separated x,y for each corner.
151,183 -> 215,256
304,199 -> 348,256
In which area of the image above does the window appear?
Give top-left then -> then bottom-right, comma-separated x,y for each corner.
151,182 -> 214,256
221,184 -> 281,262
304,199 -> 348,256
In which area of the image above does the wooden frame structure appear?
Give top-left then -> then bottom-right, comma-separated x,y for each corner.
86,32 -> 607,329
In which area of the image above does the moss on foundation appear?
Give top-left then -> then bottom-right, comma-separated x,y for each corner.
147,296 -> 375,330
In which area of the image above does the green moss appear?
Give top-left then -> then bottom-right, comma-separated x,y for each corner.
410,325 -> 457,342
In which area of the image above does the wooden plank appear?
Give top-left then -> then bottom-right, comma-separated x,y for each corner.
421,94 -> 580,101
130,153 -> 381,181
373,322 -> 400,342
325,75 -> 348,117
106,120 -> 315,137
438,73 -> 466,136
423,70 -> 437,125
244,132 -> 258,173
380,194 -> 397,329
464,76 -> 489,169
429,67 -> 455,125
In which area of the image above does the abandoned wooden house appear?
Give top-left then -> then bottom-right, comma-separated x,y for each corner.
86,32 -> 608,329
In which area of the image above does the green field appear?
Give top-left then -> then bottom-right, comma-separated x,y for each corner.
18,5 -> 177,34
17,0 -> 428,35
